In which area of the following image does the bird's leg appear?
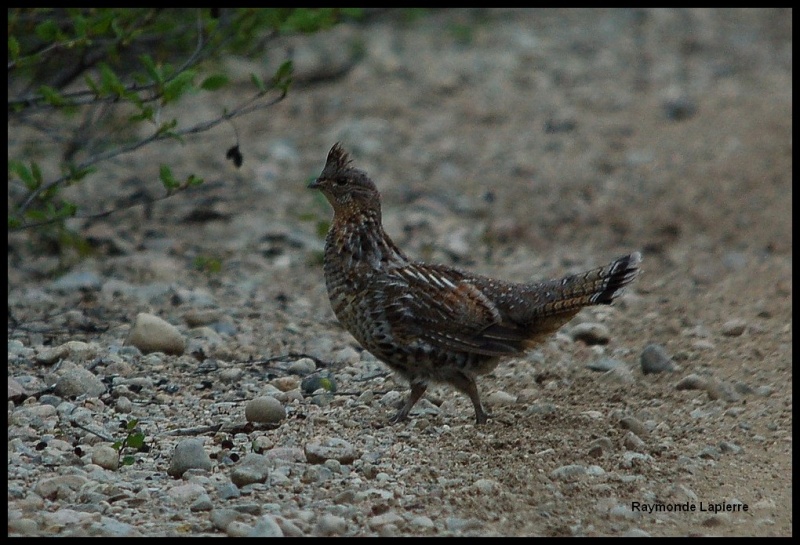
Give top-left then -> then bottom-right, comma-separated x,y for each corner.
390,380 -> 427,423
449,371 -> 491,424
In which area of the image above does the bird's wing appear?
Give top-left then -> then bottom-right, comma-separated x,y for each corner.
379,263 -> 528,357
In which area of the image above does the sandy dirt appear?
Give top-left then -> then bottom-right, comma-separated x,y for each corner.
8,9 -> 791,536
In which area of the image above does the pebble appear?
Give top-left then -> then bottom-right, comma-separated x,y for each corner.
676,373 -> 709,391
409,515 -> 435,530
55,367 -> 106,398
168,438 -> 212,478
721,319 -> 747,337
183,308 -> 223,327
271,375 -> 299,392
550,464 -> 587,481
50,270 -> 102,292
245,396 -> 286,424
486,390 -> 517,406
618,416 -> 649,439
230,454 -> 270,487
314,513 -> 347,536
210,508 -> 239,531
289,357 -> 317,376
623,431 -> 647,451
8,377 -> 28,401
35,344 -> 70,365
640,343 -> 678,374
248,515 -> 284,537
333,346 -> 361,364
305,437 -> 358,465
587,437 -> 613,458
91,445 -> 120,470
599,364 -> 636,384
586,357 -> 626,372
570,322 -> 611,345
301,373 -> 337,394
472,478 -> 501,494
126,313 -> 186,355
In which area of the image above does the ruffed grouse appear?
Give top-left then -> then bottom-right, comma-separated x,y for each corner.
309,143 -> 641,424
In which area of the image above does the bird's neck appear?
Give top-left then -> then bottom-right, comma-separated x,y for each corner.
328,208 -> 408,270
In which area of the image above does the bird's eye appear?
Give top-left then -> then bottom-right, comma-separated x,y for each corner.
335,178 -> 347,186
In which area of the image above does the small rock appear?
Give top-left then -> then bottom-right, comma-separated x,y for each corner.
92,445 -> 120,471
369,511 -> 404,530
550,464 -> 587,481
623,431 -> 647,452
126,313 -> 186,355
586,357 -> 625,372
718,441 -> 743,455
183,308 -> 223,327
248,515 -> 284,537
410,515 -> 435,530
8,377 -> 28,401
168,438 -> 212,478
305,437 -> 358,465
676,373 -> 709,391
301,373 -> 337,394
271,376 -> 299,392
36,344 -> 70,365
51,270 -> 102,292
230,454 -> 269,487
618,416 -> 649,438
219,367 -> 244,383
663,96 -> 697,121
486,390 -> 516,406
587,437 -> 613,458
210,508 -> 239,531
599,365 -> 636,384
641,344 -> 677,374
571,322 -> 611,345
226,521 -> 255,537
333,346 -> 360,364
245,396 -> 285,424
289,357 -> 317,376
55,367 -> 106,398
721,319 -> 747,337
472,478 -> 501,494
315,513 -> 347,536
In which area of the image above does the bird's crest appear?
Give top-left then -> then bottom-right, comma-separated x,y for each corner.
326,142 -> 352,173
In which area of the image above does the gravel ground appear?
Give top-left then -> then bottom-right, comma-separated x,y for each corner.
8,9 -> 792,536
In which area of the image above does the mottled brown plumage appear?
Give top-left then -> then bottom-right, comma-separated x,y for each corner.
309,143 -> 641,424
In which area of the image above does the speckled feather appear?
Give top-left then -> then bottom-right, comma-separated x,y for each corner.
309,143 -> 642,424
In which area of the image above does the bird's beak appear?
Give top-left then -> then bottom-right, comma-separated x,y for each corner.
307,178 -> 321,189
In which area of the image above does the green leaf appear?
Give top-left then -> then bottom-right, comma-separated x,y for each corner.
162,70 -> 196,103
126,433 -> 145,449
8,36 -> 20,60
250,73 -> 267,93
271,60 -> 293,93
35,19 -> 60,41
159,164 -> 179,190
121,455 -> 136,466
139,54 -> 162,84
39,85 -> 66,107
200,74 -> 229,91
9,160 -> 35,189
155,118 -> 178,136
129,105 -> 155,123
31,162 -> 43,186
99,63 -> 125,96
83,73 -> 101,97
186,174 -> 204,186
126,419 -> 139,430
63,163 -> 96,182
